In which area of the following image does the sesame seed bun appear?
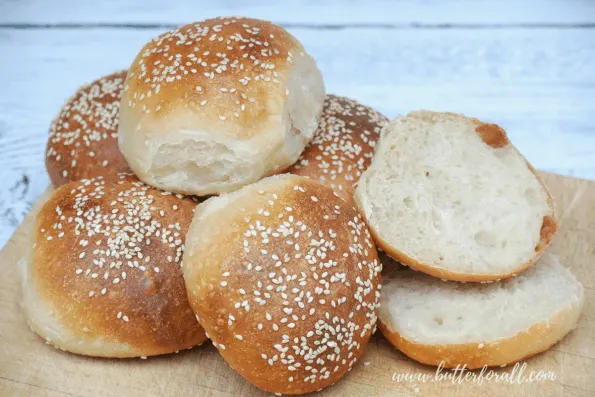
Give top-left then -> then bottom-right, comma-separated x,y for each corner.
46,71 -> 131,187
182,174 -> 382,394
22,174 -> 207,357
287,95 -> 388,201
118,17 -> 325,196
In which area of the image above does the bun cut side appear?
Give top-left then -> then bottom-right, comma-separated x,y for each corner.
183,174 -> 382,394
287,95 -> 388,201
119,17 -> 325,196
355,111 -> 557,281
22,174 -> 207,357
378,254 -> 584,369
46,71 -> 131,187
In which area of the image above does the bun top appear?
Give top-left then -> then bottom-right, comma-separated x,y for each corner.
46,71 -> 131,186
182,174 -> 382,394
287,95 -> 388,199
121,17 -> 312,138
28,174 -> 205,356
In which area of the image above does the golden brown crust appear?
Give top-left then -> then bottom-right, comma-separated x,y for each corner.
46,71 -> 131,187
121,17 -> 306,139
183,175 -> 382,394
28,174 -> 206,357
286,95 -> 388,201
378,301 -> 582,369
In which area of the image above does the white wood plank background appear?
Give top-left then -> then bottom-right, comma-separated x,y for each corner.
2,0 -> 595,25
1,0 -> 594,247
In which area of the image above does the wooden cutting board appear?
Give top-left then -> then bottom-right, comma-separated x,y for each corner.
1,172 -> 594,397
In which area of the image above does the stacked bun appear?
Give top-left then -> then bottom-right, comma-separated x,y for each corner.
118,17 -> 325,196
355,111 -> 583,368
46,71 -> 131,186
287,94 -> 388,200
29,15 -> 584,395
32,16 -> 382,393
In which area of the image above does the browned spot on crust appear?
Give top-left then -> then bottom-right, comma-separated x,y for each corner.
475,123 -> 510,149
536,215 -> 558,252
143,273 -> 160,297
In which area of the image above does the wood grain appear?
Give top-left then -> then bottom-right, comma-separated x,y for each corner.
0,172 -> 594,396
2,0 -> 595,25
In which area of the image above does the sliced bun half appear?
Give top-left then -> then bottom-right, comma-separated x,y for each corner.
378,254 -> 584,369
355,111 -> 557,281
